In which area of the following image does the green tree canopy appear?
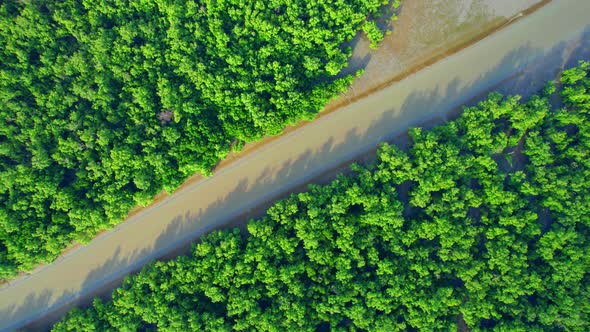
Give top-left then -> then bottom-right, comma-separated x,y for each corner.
0,0 -> 396,278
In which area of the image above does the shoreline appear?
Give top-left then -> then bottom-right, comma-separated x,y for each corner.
9,0 -> 590,330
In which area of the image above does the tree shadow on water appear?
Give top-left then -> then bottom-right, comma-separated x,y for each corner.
336,0 -> 404,80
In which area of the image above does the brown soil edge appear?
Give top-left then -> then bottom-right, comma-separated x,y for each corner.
19,1 -> 556,329
3,0 -> 550,285
24,54 -> 547,330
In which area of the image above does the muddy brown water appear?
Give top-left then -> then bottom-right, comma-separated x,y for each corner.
334,0 -> 543,106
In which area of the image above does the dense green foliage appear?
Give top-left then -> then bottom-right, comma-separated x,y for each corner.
53,62 -> 590,331
0,0 -> 396,278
